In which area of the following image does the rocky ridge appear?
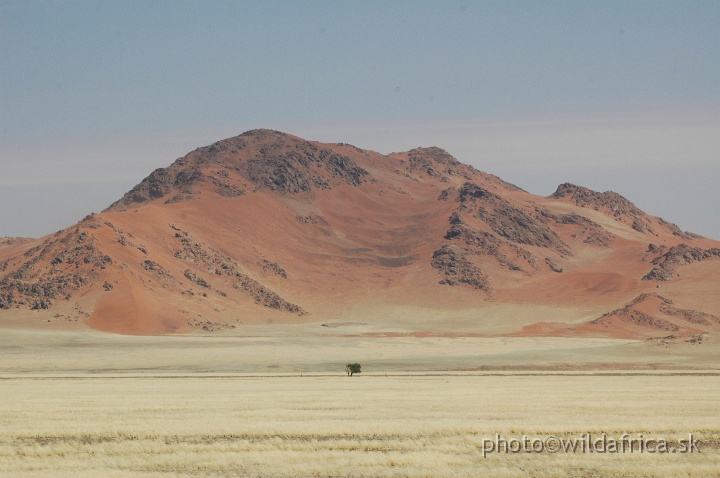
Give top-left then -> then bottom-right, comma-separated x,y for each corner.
643,244 -> 720,281
589,292 -> 720,335
0,220 -> 109,310
549,183 -> 692,238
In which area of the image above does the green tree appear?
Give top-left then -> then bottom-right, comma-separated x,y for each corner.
345,363 -> 361,376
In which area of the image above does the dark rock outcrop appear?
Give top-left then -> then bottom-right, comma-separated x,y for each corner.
262,260 -> 287,279
550,183 -> 657,234
550,183 -> 645,218
590,293 -> 720,332
184,269 -> 210,288
245,148 -> 368,194
431,245 -> 491,292
106,129 -> 369,209
443,221 -> 537,272
458,183 -> 569,254
170,225 -> 304,314
547,182 -> 689,237
141,260 -> 173,278
405,147 -> 523,190
232,274 -> 304,314
109,167 -> 206,209
544,257 -> 563,273
642,244 -> 720,281
538,209 -> 614,247
0,226 -> 107,309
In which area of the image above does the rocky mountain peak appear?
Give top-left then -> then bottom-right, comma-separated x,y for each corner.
106,130 -> 371,210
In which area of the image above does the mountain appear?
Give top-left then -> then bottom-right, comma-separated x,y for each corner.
1,129 -> 719,337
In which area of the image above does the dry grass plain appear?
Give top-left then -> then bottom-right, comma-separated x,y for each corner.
2,374 -> 720,477
2,327 -> 720,476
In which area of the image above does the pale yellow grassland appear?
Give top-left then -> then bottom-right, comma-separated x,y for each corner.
1,374 -> 719,477
3,327 -> 720,375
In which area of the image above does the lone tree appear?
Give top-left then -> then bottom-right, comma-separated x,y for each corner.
345,363 -> 361,376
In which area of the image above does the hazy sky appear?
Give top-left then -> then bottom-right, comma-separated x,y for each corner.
1,0 -> 719,239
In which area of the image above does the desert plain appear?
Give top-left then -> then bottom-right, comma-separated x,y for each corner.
2,324 -> 720,477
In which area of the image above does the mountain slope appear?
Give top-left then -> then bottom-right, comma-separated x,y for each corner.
1,129 -> 719,336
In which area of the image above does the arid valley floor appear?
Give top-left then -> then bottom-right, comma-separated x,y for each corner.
2,326 -> 720,477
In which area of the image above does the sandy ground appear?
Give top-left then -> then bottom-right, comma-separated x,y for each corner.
2,324 -> 719,375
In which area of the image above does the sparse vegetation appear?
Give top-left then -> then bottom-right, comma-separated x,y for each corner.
346,362 -> 361,376
1,373 -> 719,477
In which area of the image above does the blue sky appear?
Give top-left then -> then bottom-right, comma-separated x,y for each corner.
1,0 -> 719,239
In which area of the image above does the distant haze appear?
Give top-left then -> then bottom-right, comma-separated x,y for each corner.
1,1 -> 718,239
